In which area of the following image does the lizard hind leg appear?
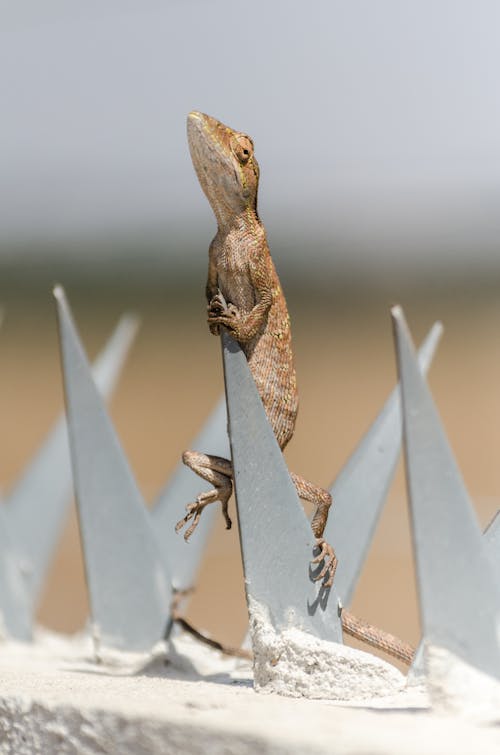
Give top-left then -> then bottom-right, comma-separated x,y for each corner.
176,451 -> 233,540
290,472 -> 338,588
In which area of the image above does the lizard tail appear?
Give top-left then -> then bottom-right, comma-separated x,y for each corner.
341,610 -> 415,666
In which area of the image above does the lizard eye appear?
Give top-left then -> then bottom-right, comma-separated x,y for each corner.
232,135 -> 254,165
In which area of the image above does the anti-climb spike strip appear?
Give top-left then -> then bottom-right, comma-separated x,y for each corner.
0,311 -> 138,641
151,396 -> 228,593
3,313 -> 139,611
392,305 -> 500,681
327,322 -> 443,607
221,331 -> 343,642
55,286 -> 172,652
0,505 -> 32,641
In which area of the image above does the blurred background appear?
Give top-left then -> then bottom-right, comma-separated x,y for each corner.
1,0 -> 500,660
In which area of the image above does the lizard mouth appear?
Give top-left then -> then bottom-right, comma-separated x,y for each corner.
187,112 -> 234,174
187,110 -> 204,124
187,112 -> 222,146
187,112 -> 215,158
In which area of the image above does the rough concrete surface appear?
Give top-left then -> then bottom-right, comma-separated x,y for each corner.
249,599 -> 406,700
425,644 -> 500,722
0,631 -> 499,754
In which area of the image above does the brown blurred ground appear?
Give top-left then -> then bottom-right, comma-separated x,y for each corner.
0,279 -> 499,663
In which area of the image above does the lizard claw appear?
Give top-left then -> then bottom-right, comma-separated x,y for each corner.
207,310 -> 243,341
175,489 -> 232,541
208,291 -> 228,314
175,492 -> 213,541
311,538 -> 338,588
175,501 -> 203,541
207,293 -> 241,332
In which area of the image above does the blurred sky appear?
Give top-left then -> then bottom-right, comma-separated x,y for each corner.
1,0 -> 500,282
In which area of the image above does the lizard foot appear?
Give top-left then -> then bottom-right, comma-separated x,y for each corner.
175,489 -> 232,541
311,538 -> 338,588
207,293 -> 242,336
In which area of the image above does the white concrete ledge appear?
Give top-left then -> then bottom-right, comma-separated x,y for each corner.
0,632 -> 499,755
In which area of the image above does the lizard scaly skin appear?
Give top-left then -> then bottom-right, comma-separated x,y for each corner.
176,112 -> 414,665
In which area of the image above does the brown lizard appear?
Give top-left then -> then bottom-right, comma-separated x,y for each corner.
176,111 -> 414,665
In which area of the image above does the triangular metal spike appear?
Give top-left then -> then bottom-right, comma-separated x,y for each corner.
151,397 -> 228,592
484,510 -> 500,583
54,286 -> 172,651
3,314 -> 139,608
392,305 -> 500,680
0,311 -> 30,640
222,332 -> 342,642
0,506 -> 32,641
327,322 -> 442,606
412,513 -> 500,677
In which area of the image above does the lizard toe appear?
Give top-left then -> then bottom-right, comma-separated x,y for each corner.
311,538 -> 338,588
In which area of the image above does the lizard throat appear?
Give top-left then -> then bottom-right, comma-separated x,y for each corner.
215,206 -> 261,238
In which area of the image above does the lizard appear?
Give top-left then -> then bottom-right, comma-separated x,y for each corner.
176,111 -> 414,665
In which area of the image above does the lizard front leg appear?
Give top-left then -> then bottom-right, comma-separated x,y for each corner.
291,472 -> 337,588
176,452 -> 233,539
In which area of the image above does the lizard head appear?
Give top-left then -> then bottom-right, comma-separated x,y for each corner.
187,112 -> 260,225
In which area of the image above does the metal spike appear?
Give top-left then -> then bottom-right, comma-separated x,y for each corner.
0,506 -> 31,640
54,286 -> 172,651
484,510 -> 500,584
222,332 -> 342,641
0,308 -> 31,639
3,314 -> 139,608
392,305 -> 500,680
151,397 -> 228,592
412,512 -> 500,677
327,322 -> 442,606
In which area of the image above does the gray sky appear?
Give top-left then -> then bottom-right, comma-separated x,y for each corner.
1,0 -> 500,279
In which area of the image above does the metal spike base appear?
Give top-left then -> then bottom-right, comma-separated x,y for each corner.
393,305 -> 500,682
